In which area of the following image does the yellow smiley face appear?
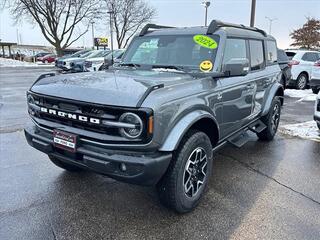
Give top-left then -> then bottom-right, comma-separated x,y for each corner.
200,60 -> 213,72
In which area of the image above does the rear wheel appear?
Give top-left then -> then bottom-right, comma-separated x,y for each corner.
296,73 -> 308,90
48,155 -> 83,172
257,97 -> 281,141
312,87 -> 319,94
157,130 -> 213,213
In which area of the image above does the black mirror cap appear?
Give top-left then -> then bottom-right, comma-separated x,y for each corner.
224,58 -> 249,77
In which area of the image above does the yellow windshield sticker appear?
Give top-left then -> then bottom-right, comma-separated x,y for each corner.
200,60 -> 213,72
193,35 -> 218,49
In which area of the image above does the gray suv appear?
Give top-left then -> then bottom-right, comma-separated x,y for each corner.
25,20 -> 284,213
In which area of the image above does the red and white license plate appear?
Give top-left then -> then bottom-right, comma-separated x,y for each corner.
53,130 -> 77,152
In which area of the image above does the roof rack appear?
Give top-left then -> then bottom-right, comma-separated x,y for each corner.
139,24 -> 175,36
207,20 -> 267,37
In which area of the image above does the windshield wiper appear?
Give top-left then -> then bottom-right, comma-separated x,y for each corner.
152,65 -> 187,72
118,62 -> 141,68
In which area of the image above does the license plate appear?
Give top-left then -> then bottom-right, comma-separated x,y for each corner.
53,130 -> 77,152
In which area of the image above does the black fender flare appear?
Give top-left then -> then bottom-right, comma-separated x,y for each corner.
261,83 -> 284,116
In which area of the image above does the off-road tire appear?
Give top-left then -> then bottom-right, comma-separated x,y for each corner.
48,155 -> 83,172
312,87 -> 319,94
317,122 -> 320,130
296,73 -> 308,90
157,130 -> 213,213
257,97 -> 281,141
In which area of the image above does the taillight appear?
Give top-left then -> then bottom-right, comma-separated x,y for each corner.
288,60 -> 300,67
314,61 -> 320,67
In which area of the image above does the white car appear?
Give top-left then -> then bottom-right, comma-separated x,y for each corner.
85,49 -> 125,72
310,60 -> 320,94
286,50 -> 320,89
315,93 -> 320,130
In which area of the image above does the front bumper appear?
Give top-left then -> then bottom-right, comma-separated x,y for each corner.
24,125 -> 172,186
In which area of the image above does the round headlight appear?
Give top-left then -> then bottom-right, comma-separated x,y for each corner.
119,113 -> 143,139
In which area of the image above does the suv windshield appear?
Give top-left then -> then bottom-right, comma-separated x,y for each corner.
122,35 -> 220,71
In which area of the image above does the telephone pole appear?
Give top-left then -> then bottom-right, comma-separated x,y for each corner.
202,1 -> 211,27
265,16 -> 278,34
250,0 -> 256,27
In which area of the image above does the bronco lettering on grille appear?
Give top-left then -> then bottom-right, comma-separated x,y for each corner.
40,107 -> 101,124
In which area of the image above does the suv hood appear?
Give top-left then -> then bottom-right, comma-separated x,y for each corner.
30,70 -> 193,107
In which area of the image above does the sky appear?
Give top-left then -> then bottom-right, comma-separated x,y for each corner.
0,0 -> 319,49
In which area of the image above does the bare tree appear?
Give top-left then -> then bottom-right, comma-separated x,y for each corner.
10,0 -> 102,55
290,17 -> 320,49
105,0 -> 156,48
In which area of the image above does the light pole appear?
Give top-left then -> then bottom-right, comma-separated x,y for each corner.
265,16 -> 278,35
90,21 -> 95,49
107,11 -> 114,62
250,0 -> 256,27
202,1 -> 211,27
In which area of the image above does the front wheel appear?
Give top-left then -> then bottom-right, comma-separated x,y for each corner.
157,130 -> 213,213
257,97 -> 281,141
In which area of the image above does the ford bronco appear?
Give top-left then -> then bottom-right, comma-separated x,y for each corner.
25,20 -> 284,213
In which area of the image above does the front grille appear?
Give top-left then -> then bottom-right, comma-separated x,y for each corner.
29,93 -> 152,143
85,61 -> 92,68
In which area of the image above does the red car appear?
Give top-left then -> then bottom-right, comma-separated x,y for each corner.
39,54 -> 57,63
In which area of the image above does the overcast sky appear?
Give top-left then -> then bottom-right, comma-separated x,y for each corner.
0,0 -> 319,49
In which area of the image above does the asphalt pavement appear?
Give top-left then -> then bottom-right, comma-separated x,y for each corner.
0,67 -> 319,240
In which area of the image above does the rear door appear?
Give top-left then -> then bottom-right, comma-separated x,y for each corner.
300,52 -> 320,80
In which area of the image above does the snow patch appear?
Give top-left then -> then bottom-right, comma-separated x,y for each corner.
279,121 -> 320,142
0,58 -> 54,67
284,89 -> 317,102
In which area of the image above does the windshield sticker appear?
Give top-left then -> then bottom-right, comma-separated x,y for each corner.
193,35 -> 218,49
200,60 -> 213,72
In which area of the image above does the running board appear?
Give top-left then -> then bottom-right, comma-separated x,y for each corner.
227,131 -> 250,148
248,120 -> 266,133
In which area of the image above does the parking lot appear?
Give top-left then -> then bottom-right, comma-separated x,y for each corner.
0,67 -> 320,240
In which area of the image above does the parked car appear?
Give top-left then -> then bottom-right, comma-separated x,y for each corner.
71,50 -> 110,72
55,49 -> 91,70
314,93 -> 320,129
286,50 -> 320,89
310,60 -> 320,94
277,49 -> 291,89
25,20 -> 284,213
85,49 -> 125,72
39,54 -> 57,64
34,52 -> 51,61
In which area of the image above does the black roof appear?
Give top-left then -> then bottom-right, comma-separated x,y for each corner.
139,20 -> 275,41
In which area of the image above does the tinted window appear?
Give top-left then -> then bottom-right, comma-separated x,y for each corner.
266,41 -> 277,64
302,52 -> 320,62
249,40 -> 264,71
222,38 -> 247,65
277,49 -> 289,62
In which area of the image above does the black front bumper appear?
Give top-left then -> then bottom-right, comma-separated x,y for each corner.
24,126 -> 172,186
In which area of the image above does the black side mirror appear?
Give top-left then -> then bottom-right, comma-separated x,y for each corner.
224,58 -> 249,77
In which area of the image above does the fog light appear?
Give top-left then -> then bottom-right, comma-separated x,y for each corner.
120,163 -> 127,172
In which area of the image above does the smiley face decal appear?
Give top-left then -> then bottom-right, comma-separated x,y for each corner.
199,60 -> 213,72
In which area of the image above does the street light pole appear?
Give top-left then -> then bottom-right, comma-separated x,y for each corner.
202,1 -> 211,27
265,16 -> 278,35
250,0 -> 256,27
90,21 -> 95,49
107,11 -> 114,63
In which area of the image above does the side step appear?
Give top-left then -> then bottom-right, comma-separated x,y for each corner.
227,131 -> 250,148
248,120 -> 266,133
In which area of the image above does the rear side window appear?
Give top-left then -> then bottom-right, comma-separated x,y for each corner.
249,40 -> 265,71
266,41 -> 277,64
222,38 -> 247,65
302,52 -> 320,62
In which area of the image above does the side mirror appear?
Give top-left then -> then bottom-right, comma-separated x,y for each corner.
223,58 -> 249,77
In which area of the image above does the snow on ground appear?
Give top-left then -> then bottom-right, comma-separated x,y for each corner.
279,121 -> 320,142
284,89 -> 317,102
0,58 -> 54,67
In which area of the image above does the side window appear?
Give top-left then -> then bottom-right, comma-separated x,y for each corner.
302,53 -> 320,62
266,41 -> 277,64
249,40 -> 265,71
222,38 -> 247,65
